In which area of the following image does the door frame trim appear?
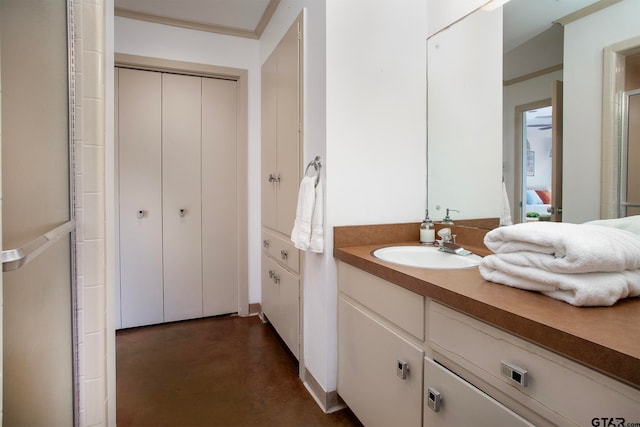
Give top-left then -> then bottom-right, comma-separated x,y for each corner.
601,36 -> 640,218
114,53 -> 250,316
514,98 -> 551,223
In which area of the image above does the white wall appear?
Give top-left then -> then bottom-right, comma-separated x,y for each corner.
261,0 -> 428,397
563,0 -> 640,223
114,18 -> 263,304
325,0 -> 428,390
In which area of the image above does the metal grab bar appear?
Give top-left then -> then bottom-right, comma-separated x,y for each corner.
2,220 -> 75,272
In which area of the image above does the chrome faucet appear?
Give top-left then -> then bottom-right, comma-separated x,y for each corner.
436,228 -> 472,256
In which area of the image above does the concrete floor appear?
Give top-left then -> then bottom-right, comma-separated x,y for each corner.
116,314 -> 362,426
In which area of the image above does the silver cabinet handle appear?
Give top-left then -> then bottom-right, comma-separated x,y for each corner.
137,209 -> 145,218
2,220 -> 75,272
273,273 -> 280,284
427,387 -> 442,412
500,361 -> 528,387
263,239 -> 270,248
268,173 -> 280,183
179,208 -> 185,217
280,249 -> 288,260
396,360 -> 409,380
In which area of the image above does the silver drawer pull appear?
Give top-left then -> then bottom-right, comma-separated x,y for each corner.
280,249 -> 288,260
500,361 -> 528,387
427,387 -> 442,412
396,360 -> 409,380
263,239 -> 270,248
273,274 -> 280,284
137,209 -> 145,218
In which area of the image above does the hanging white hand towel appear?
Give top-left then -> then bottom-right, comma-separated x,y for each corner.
309,179 -> 324,253
291,175 -> 317,251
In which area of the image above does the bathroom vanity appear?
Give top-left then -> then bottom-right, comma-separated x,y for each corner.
334,223 -> 640,427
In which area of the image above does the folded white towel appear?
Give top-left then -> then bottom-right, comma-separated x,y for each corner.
484,222 -> 640,273
309,180 -> 324,253
290,175 -> 323,253
586,215 -> 640,236
479,255 -> 640,306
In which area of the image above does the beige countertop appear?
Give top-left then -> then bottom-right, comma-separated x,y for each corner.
333,223 -> 640,389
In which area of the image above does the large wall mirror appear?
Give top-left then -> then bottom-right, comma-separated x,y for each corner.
427,0 -> 640,226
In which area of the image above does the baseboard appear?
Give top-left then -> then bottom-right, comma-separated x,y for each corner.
302,368 -> 346,414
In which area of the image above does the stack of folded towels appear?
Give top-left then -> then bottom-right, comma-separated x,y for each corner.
479,216 -> 640,306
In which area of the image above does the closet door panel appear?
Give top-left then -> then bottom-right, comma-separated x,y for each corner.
117,68 -> 164,328
275,21 -> 301,236
162,73 -> 203,322
261,53 -> 278,230
202,78 -> 239,316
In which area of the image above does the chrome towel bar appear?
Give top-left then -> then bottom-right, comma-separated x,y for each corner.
2,220 -> 75,272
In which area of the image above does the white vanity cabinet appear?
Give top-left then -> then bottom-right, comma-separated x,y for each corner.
336,261 -> 640,427
337,263 -> 425,427
429,302 -> 640,426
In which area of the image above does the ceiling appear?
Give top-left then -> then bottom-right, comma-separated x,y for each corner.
503,0 -> 601,52
114,0 -> 606,44
114,0 -> 280,39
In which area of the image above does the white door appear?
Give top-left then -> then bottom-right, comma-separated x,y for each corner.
202,77 -> 239,316
117,68 -> 239,327
117,68 -> 164,328
162,73 -> 203,322
1,0 -> 76,424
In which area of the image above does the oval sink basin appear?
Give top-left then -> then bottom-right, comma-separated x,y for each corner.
372,245 -> 482,269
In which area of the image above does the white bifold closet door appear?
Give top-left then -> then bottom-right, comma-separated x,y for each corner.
162,73 -> 203,322
118,68 -> 164,328
117,68 -> 238,329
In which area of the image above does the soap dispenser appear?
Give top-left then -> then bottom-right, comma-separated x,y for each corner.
420,210 -> 436,244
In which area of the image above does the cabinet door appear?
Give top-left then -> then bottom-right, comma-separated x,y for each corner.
277,263 -> 299,359
275,20 -> 301,236
424,358 -> 534,427
162,73 -> 203,322
202,77 -> 239,316
261,254 -> 279,327
261,53 -> 278,230
338,297 -> 423,427
118,68 -> 164,328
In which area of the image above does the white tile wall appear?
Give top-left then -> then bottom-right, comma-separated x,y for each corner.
75,0 -> 109,425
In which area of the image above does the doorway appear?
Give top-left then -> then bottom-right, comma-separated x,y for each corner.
515,101 -> 553,223
514,81 -> 563,224
115,54 -> 249,329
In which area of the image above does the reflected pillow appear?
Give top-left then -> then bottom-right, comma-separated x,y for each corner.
526,189 -> 543,205
535,190 -> 552,204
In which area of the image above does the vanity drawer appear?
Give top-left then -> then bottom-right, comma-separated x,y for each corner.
338,262 -> 424,341
428,302 -> 640,426
423,358 -> 534,427
262,229 -> 299,273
